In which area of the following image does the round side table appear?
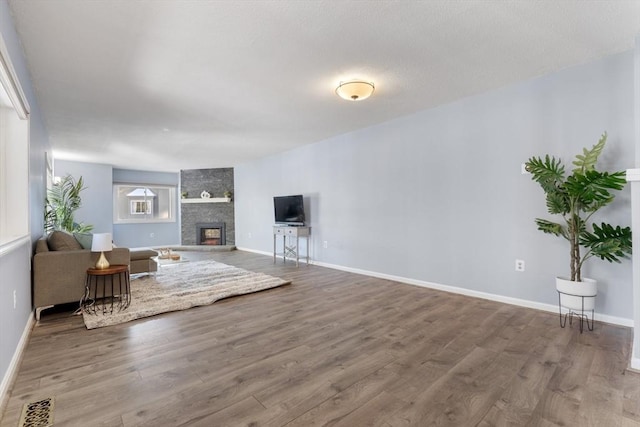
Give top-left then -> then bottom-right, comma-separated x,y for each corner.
82,265 -> 130,314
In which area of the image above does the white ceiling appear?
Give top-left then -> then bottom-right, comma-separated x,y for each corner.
7,0 -> 640,172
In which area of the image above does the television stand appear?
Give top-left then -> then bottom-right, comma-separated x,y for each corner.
273,226 -> 310,267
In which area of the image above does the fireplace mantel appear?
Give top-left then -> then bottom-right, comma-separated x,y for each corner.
181,197 -> 231,204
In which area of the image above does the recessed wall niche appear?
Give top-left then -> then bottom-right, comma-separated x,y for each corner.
180,168 -> 235,245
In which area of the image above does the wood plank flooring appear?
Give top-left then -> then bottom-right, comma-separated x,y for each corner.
1,250 -> 639,426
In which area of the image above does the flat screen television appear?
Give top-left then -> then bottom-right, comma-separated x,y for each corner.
274,195 -> 305,226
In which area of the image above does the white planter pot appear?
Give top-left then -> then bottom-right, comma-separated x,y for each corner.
555,277 -> 597,312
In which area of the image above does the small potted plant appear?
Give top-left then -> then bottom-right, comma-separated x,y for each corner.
525,132 -> 632,329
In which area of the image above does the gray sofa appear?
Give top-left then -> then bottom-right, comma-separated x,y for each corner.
33,232 -> 158,319
130,249 -> 159,275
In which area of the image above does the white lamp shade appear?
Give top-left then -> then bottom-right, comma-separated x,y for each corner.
91,233 -> 113,252
335,80 -> 375,101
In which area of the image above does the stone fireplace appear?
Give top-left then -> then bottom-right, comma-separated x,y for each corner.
180,168 -> 235,246
196,222 -> 226,245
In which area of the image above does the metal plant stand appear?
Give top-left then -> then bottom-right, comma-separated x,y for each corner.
557,290 -> 596,333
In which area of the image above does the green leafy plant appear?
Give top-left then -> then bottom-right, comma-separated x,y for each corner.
525,132 -> 632,282
44,174 -> 93,233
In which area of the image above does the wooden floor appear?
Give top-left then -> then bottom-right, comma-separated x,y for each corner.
2,250 -> 639,426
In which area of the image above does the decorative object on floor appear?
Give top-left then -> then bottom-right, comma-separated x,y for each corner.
82,260 -> 290,329
18,397 -> 54,427
335,79 -> 375,101
525,132 -> 632,332
91,232 -> 113,269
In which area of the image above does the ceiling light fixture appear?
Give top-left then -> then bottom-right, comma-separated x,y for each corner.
335,80 -> 375,101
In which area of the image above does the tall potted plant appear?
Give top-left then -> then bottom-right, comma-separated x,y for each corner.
44,174 -> 93,233
525,133 -> 632,327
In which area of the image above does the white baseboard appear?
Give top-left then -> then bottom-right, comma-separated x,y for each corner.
0,312 -> 34,416
238,247 -> 315,266
237,247 -> 633,327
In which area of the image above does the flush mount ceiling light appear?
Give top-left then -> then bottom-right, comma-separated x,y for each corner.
335,80 -> 375,101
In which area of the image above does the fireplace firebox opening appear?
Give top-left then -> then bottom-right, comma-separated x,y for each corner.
196,222 -> 226,245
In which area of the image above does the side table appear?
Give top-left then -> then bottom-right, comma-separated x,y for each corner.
273,226 -> 310,267
82,265 -> 131,314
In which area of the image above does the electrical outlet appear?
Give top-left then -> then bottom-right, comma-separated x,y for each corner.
248,232 -> 252,239
13,290 -> 17,309
515,259 -> 525,272
323,241 -> 328,249
150,232 -> 155,238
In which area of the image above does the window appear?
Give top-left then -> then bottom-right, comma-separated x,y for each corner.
113,184 -> 176,224
0,34 -> 30,248
130,200 -> 152,215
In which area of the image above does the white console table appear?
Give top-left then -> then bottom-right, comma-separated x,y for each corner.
273,226 -> 310,267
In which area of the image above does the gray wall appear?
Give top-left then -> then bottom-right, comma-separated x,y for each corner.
235,50 -> 635,320
54,160 -> 114,235
113,168 -> 180,248
0,0 -> 50,403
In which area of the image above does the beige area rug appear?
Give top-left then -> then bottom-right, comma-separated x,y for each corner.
82,260 -> 290,329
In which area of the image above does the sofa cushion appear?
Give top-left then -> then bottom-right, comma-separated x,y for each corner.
48,230 -> 83,251
35,239 -> 50,253
130,249 -> 158,261
73,232 -> 93,249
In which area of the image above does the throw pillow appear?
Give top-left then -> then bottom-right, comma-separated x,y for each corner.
73,232 -> 93,249
47,230 -> 83,251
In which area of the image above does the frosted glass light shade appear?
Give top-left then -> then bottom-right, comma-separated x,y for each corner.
335,80 -> 375,101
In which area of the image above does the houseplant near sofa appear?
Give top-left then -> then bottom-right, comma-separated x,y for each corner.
44,174 -> 93,233
525,132 -> 632,331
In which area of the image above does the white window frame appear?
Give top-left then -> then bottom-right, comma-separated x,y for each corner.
130,200 -> 152,215
113,183 -> 176,224
0,32 -> 30,250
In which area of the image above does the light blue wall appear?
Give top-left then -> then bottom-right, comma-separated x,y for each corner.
0,0 -> 50,403
45,164 -> 180,248
113,168 -> 180,248
235,50 -> 635,320
0,242 -> 31,395
54,160 -> 114,235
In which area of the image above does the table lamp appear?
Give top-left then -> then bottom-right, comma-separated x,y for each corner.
91,233 -> 112,269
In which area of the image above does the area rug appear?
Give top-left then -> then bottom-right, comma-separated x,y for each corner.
82,260 -> 290,329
